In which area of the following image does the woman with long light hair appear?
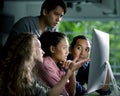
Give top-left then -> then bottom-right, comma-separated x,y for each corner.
0,32 -> 89,96
0,32 -> 46,96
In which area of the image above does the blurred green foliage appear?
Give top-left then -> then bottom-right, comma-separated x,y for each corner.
58,21 -> 120,73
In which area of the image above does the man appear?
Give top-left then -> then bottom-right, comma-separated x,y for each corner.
5,0 -> 67,47
68,35 -> 111,95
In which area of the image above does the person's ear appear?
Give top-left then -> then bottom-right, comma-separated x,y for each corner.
50,45 -> 55,53
43,9 -> 48,16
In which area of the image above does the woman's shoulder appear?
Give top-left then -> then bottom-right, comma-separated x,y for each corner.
43,56 -> 54,64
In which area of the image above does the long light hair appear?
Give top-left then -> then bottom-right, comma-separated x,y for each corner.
0,32 -> 37,96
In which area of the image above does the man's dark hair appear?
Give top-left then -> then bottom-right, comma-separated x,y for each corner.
70,35 -> 90,49
40,0 -> 67,15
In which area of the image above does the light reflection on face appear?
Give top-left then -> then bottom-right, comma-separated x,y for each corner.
34,38 -> 44,63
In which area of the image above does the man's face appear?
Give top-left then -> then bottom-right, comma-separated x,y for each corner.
45,6 -> 64,28
70,39 -> 91,60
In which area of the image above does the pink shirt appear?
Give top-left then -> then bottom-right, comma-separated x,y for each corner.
37,56 -> 69,96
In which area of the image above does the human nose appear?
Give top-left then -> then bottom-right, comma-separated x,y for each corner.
42,49 -> 45,55
57,16 -> 62,22
80,49 -> 85,56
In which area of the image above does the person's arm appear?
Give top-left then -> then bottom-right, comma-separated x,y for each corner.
38,59 -> 63,87
48,58 -> 89,96
48,69 -> 73,96
76,81 -> 87,95
61,60 -> 76,96
68,72 -> 76,96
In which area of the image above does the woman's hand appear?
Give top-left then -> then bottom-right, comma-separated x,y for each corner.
68,58 -> 90,72
60,58 -> 90,73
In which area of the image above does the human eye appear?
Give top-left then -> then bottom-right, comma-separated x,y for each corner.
63,45 -> 68,50
86,47 -> 90,52
63,46 -> 67,49
54,12 -> 59,16
77,46 -> 82,50
54,12 -> 63,18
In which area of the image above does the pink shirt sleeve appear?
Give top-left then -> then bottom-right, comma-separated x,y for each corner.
38,56 -> 65,87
